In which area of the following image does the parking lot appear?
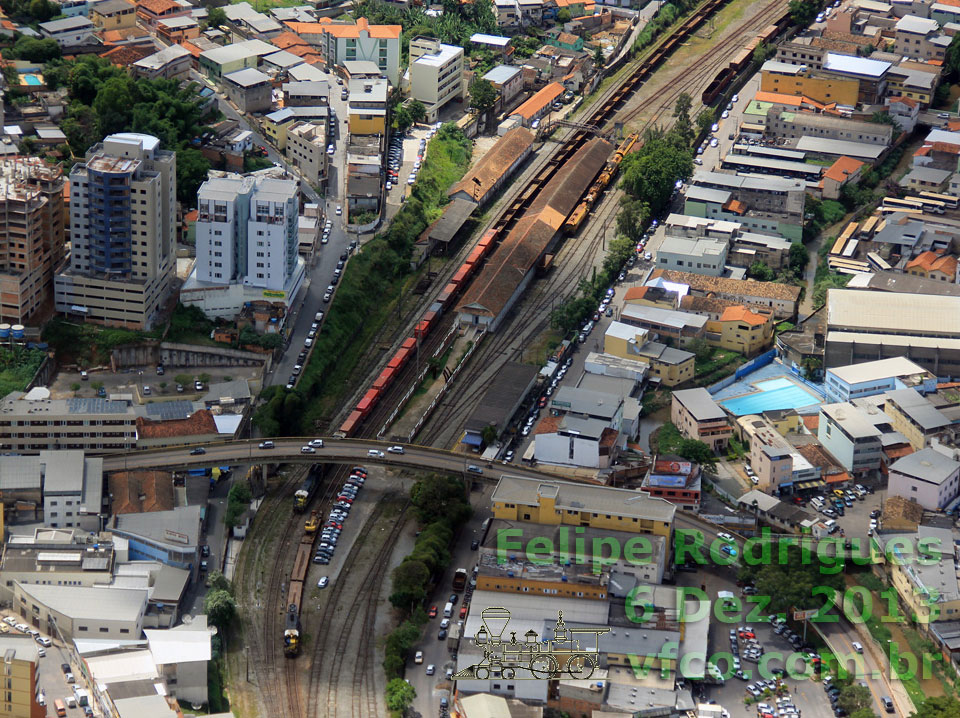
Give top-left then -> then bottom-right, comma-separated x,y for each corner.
50,364 -> 262,401
689,568 -> 839,718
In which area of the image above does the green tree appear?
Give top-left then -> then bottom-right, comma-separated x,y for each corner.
748,261 -> 775,281
849,710 -> 875,718
839,685 -> 872,714
593,45 -> 604,66
175,147 -> 211,204
557,7 -> 571,21
946,33 -> 960,81
204,589 -> 237,629
678,439 -> 716,469
27,0 -> 56,21
410,474 -> 472,526
92,76 -> 134,136
739,543 -> 846,613
620,134 -> 693,217
911,696 -> 960,718
696,108 -> 715,136
206,570 -> 230,593
11,37 -> 60,63
206,5 -> 226,27
385,678 -> 416,712
788,0 -> 819,27
481,424 -> 498,445
469,78 -> 497,113
671,92 -> 694,148
389,559 -> 430,609
688,337 -> 713,362
789,242 -> 809,275
408,99 -> 426,124
393,104 -> 413,133
616,196 -> 649,243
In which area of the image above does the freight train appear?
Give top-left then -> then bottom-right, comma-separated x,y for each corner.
337,0 -> 761,439
284,527 -> 316,657
563,133 -> 639,234
293,465 -> 322,513
701,18 -> 790,105
337,227 -> 502,437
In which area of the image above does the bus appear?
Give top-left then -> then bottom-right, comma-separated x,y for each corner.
882,197 -> 923,212
905,195 -> 945,214
866,252 -> 891,271
858,215 -> 879,239
919,191 -> 958,210
880,202 -> 922,217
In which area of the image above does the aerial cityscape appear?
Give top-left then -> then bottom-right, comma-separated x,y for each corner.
1,0 -> 960,717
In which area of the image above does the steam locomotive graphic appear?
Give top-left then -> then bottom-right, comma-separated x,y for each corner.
453,607 -> 609,681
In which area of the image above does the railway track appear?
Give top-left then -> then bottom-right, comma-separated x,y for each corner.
232,467 -> 307,718
305,498 -> 410,718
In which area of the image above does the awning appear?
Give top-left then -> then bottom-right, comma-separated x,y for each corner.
795,479 -> 826,490
461,432 -> 483,447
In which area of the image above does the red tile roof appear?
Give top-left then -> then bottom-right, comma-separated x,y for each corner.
719,305 -> 770,326
823,155 -> 865,183
137,0 -> 180,14
511,82 -> 564,120
906,250 -> 957,276
108,470 -> 175,514
100,44 -> 152,66
448,127 -> 534,202
272,31 -> 310,50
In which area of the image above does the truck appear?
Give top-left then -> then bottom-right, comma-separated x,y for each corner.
304,510 -> 320,534
452,567 -> 468,592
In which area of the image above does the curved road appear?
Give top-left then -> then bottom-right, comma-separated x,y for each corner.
98,438 -> 571,482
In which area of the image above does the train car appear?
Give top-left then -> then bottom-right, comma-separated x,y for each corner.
758,23 -> 781,42
563,204 -> 589,233
356,388 -> 380,416
373,366 -> 397,391
477,229 -> 497,249
451,264 -> 472,285
437,282 -> 458,309
729,47 -> 752,74
702,67 -> 733,105
293,468 -> 320,513
338,409 -> 364,438
402,337 -> 416,352
466,246 -> 485,266
394,345 -> 413,369
284,604 -> 302,657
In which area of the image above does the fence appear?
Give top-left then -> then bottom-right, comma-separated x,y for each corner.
374,321 -> 468,439
735,348 -> 777,380
407,330 -> 487,442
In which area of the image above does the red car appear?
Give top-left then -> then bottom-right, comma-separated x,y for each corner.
337,496 -> 353,504
459,604 -> 468,619
428,606 -> 438,618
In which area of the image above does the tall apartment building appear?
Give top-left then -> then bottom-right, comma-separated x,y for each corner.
180,175 -> 304,318
286,122 -> 328,186
0,636 -> 45,718
409,37 -> 464,123
0,392 -> 139,453
54,133 -> 175,329
0,158 -> 65,323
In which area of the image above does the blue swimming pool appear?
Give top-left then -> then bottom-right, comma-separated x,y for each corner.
22,75 -> 41,86
720,377 -> 821,416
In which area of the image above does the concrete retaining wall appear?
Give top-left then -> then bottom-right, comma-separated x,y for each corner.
112,342 -> 271,370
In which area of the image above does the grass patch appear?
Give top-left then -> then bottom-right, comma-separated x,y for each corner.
641,389 -> 671,416
694,347 -> 744,386
42,318 -> 161,366
206,657 -> 230,713
0,346 -> 45,396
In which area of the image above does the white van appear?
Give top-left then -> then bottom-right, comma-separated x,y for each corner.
811,497 -> 824,509
65,696 -> 76,709
443,601 -> 454,618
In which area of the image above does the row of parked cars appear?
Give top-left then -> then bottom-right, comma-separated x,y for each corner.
313,466 -> 367,565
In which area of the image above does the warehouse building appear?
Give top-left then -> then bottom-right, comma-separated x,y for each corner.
12,583 -> 146,640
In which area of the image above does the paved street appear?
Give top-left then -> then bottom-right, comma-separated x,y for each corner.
406,483 -> 494,718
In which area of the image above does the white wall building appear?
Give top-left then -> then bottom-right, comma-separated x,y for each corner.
888,447 -> 960,510
824,356 -> 935,403
181,175 -> 305,318
409,37 -> 464,123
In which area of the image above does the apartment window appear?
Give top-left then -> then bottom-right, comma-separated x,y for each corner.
78,626 -> 88,632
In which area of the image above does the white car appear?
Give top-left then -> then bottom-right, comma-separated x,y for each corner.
387,445 -> 404,454
317,576 -> 329,588
309,439 -> 324,448
300,446 -> 316,454
327,145 -> 335,155
721,110 -> 729,119
414,650 -> 423,664
426,664 -> 435,675
711,123 -> 719,133
367,449 -> 385,458
852,641 -> 863,653
336,205 -> 342,215
717,532 -> 735,543
710,138 -> 719,147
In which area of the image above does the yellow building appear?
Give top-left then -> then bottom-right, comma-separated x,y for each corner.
886,526 -> 960,624
347,77 -> 388,136
491,475 -> 676,539
760,66 -> 859,106
763,408 -> 802,436
905,251 -> 957,283
263,109 -> 297,151
881,388 -> 951,451
704,305 -> 775,356
90,0 -> 137,30
348,108 -> 386,136
0,636 -> 45,718
603,321 -> 695,387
